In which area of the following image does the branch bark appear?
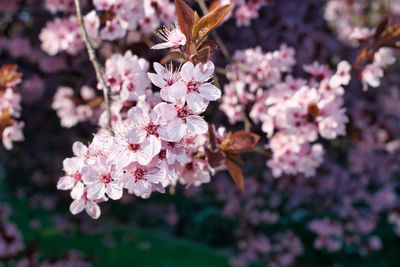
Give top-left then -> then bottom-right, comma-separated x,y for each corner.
74,0 -> 113,133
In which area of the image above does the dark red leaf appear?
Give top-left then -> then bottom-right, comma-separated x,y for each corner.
222,130 -> 260,154
160,51 -> 185,64
225,158 -> 244,190
174,0 -> 195,44
197,45 -> 211,64
192,4 -> 234,45
198,39 -> 219,52
205,147 -> 225,168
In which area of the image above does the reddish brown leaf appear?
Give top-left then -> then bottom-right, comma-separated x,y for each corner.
225,158 -> 244,190
208,0 -> 221,12
208,124 -> 217,150
226,153 -> 244,166
0,109 -> 14,128
0,65 -> 22,89
374,17 -> 390,41
205,147 -> 225,167
220,131 -> 232,151
187,42 -> 198,58
174,0 -> 195,45
192,4 -> 234,45
198,39 -> 219,52
87,96 -> 104,108
160,51 -> 185,64
197,45 -> 211,64
222,130 -> 260,154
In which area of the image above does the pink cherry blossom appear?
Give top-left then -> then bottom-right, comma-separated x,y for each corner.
155,102 -> 208,142
69,189 -> 102,219
148,62 -> 186,102
329,60 -> 351,88
177,61 -> 221,113
178,158 -> 211,187
39,16 -> 83,56
119,162 -> 165,198
151,23 -> 186,50
124,105 -> 170,159
2,122 -> 24,150
57,157 -> 85,199
81,157 -> 123,201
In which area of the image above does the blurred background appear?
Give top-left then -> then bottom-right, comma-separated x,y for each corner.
2,0 -> 400,266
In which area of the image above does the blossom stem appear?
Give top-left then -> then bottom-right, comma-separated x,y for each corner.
74,0 -> 113,134
241,110 -> 251,131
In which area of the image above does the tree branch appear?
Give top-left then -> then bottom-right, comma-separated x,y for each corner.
74,0 -> 113,133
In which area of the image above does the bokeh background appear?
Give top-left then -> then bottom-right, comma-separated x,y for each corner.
2,0 -> 400,266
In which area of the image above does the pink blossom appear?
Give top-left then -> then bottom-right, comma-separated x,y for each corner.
361,64 -> 383,89
39,16 -> 83,56
151,23 -> 186,50
267,133 -> 324,177
155,102 -> 208,142
329,60 -> 351,88
69,189 -> 102,219
81,157 -> 123,200
178,158 -> 211,187
57,157 -> 85,199
148,62 -> 186,102
2,122 -> 24,150
119,162 -> 165,198
176,61 -> 221,113
104,51 -> 150,101
124,105 -> 171,160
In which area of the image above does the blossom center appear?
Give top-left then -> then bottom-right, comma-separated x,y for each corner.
145,123 -> 159,136
101,173 -> 113,184
159,149 -> 166,160
177,106 -> 189,119
185,162 -> 193,170
187,81 -> 199,92
128,143 -> 141,152
134,168 -> 145,182
73,172 -> 82,182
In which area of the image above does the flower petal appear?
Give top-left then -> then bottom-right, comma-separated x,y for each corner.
194,61 -> 214,82
70,181 -> 84,199
180,61 -> 194,82
187,92 -> 208,114
57,175 -> 75,190
148,72 -> 166,88
85,201 -> 101,219
199,83 -> 221,101
70,199 -> 85,215
86,183 -> 106,200
106,183 -> 123,200
125,128 -> 147,144
186,115 -> 208,134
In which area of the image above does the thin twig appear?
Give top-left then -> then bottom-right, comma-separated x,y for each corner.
74,0 -> 113,133
241,110 -> 251,131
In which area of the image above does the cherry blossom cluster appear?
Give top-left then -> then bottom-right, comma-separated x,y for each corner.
0,65 -> 24,150
325,0 -> 397,90
57,29 -> 224,217
308,217 -> 382,254
45,0 -> 78,14
83,0 -> 175,41
52,85 -> 103,128
39,15 -> 84,56
221,46 -> 349,177
361,47 -> 396,90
